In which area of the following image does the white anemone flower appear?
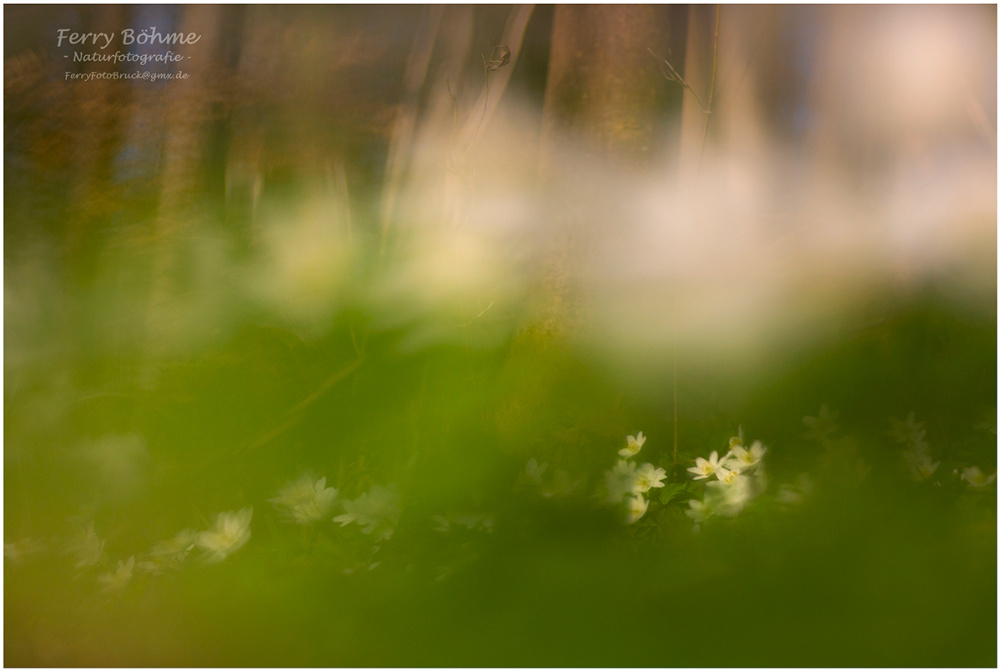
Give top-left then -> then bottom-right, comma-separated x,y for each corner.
961,466 -> 997,487
887,412 -> 927,445
706,475 -> 753,517
778,475 -> 814,505
777,486 -> 803,505
625,494 -> 649,524
523,458 -> 548,485
726,441 -> 767,471
618,431 -> 646,458
604,459 -> 638,503
197,508 -> 252,563
632,463 -> 667,494
904,451 -> 939,482
140,528 -> 197,574
270,475 -> 338,524
685,498 -> 713,525
70,521 -> 106,568
714,466 -> 741,484
334,485 -> 401,541
97,556 -> 135,592
803,404 -> 840,441
688,451 -> 727,480
4,538 -> 47,566
150,528 -> 196,560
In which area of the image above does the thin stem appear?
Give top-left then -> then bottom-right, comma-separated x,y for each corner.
673,319 -> 678,468
657,6 -> 723,471
698,5 -> 721,165
647,47 -> 708,115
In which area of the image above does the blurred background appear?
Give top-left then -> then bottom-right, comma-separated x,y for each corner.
4,4 -> 997,666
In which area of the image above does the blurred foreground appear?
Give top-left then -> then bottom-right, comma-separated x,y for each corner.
4,5 -> 997,667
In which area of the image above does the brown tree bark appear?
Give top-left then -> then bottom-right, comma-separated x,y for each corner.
540,5 -> 678,168
531,5 -> 683,340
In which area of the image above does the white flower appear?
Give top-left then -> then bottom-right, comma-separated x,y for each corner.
98,556 -> 135,592
887,412 -> 926,446
726,441 -> 767,471
625,494 -> 648,524
604,459 -> 638,503
714,466 -> 740,484
688,451 -> 727,480
69,521 -> 106,568
197,508 -> 252,563
777,486 -> 802,505
685,498 -> 713,524
140,529 -> 196,574
334,485 -> 400,541
150,528 -> 197,560
4,538 -> 47,566
803,404 -> 839,441
270,475 -> 338,524
961,466 -> 997,487
632,463 -> 667,494
611,459 -> 637,477
706,475 -> 753,517
523,458 -> 548,485
778,474 -> 814,505
618,431 -> 646,458
903,450 -> 939,482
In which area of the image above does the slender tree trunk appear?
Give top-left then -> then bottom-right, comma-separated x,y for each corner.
66,5 -> 129,257
142,5 -> 226,365
155,5 -> 226,234
532,5 -> 681,340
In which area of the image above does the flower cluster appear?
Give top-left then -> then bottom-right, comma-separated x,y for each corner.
269,475 -> 338,525
604,432 -> 667,523
686,428 -> 767,528
15,407 -> 989,598
887,412 -> 995,489
103,474 -> 404,587
54,506 -> 253,592
136,509 -> 249,577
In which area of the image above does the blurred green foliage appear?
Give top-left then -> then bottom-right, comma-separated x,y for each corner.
4,4 -> 996,667
5,252 -> 996,664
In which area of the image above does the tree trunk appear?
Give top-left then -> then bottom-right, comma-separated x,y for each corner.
532,5 -> 682,340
